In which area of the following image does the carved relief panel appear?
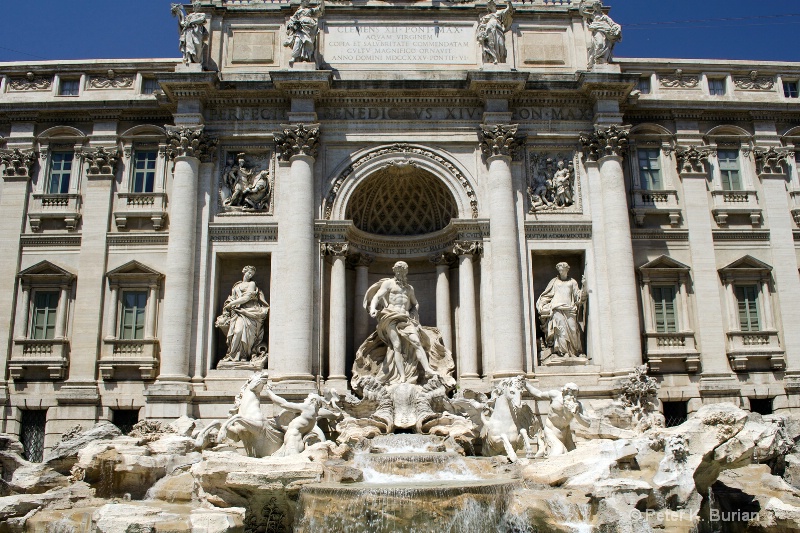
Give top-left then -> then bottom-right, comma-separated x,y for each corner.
218,150 -> 274,215
525,151 -> 582,215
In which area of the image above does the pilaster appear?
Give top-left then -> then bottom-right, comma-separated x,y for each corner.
453,241 -> 482,385
322,242 -> 349,390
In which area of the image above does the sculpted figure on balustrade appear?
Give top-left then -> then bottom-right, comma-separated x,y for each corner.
477,0 -> 514,65
171,2 -> 208,65
580,0 -> 621,68
284,0 -> 325,65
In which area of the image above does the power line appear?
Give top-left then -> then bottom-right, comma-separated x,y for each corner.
0,46 -> 47,61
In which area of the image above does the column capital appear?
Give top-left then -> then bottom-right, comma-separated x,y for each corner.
675,145 -> 713,177
429,252 -> 456,267
579,124 -> 629,162
321,242 -> 349,257
478,124 -> 526,160
0,148 -> 36,180
165,125 -> 217,161
81,146 -> 120,177
348,252 -> 374,268
453,240 -> 484,257
275,123 -> 320,161
754,147 -> 791,178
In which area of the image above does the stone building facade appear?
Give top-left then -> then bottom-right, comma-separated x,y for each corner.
1,0 -> 799,457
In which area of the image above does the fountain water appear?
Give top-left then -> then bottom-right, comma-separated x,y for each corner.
296,434 -> 523,533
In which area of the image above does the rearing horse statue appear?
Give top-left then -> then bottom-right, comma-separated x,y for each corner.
217,372 -> 284,458
480,375 -> 537,462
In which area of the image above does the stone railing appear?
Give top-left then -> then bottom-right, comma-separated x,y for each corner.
710,190 -> 761,226
114,192 -> 167,231
726,330 -> 784,372
29,193 -> 82,232
9,338 -> 69,380
631,189 -> 681,226
99,338 -> 159,380
643,331 -> 700,373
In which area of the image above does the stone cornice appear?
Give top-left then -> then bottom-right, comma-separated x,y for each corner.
274,124 -> 320,161
467,71 -> 528,101
20,234 -> 82,248
270,70 -> 332,100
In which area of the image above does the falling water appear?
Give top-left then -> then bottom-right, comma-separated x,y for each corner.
545,496 -> 594,533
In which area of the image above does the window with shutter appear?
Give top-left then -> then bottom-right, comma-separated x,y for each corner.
120,290 -> 148,340
718,150 -> 742,191
652,285 -> 677,333
637,148 -> 663,190
31,290 -> 59,340
735,284 -> 761,332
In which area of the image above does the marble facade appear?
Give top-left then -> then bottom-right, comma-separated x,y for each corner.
0,0 -> 799,455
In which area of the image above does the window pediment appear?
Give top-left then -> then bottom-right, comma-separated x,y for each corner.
107,261 -> 163,285
719,255 -> 772,280
18,261 -> 75,286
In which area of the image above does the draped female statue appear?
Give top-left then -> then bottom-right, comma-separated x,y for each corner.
215,266 -> 270,364
171,2 -> 208,65
580,0 -> 622,67
536,262 -> 587,358
477,0 -> 514,65
284,0 -> 325,64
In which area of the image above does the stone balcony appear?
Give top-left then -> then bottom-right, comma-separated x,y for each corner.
710,190 -> 762,226
726,330 -> 785,372
99,338 -> 159,380
643,331 -> 701,373
28,193 -> 82,231
631,189 -> 682,227
114,192 -> 167,230
9,339 -> 69,380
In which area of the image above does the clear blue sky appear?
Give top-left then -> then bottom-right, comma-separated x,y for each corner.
1,1 -> 798,63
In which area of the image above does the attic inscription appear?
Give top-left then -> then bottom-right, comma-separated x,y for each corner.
324,23 -> 474,64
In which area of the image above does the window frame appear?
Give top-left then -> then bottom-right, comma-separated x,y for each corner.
783,80 -> 799,99
131,148 -> 159,193
47,150 -> 75,195
119,289 -> 148,340
708,77 -> 727,96
636,147 -> 664,191
57,78 -> 81,97
717,148 -> 743,191
30,289 -> 60,340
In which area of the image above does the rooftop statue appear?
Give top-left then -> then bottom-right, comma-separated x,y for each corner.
284,0 -> 325,65
580,0 -> 621,68
215,266 -> 270,367
536,262 -> 587,361
171,2 -> 208,65
353,261 -> 455,389
477,0 -> 514,65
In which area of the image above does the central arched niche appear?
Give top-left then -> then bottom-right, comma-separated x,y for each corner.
345,164 -> 458,236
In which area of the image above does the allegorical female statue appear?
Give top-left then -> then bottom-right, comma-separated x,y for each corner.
477,0 -> 514,65
580,0 -> 622,67
215,266 -> 270,364
171,2 -> 208,65
536,262 -> 588,358
284,0 -> 325,65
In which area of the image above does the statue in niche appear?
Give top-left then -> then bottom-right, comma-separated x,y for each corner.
580,0 -> 622,68
354,261 -> 456,388
215,266 -> 270,368
477,0 -> 514,65
536,262 -> 587,362
222,153 -> 272,211
524,381 -> 591,457
171,2 -> 208,65
284,0 -> 325,65
528,156 -> 576,213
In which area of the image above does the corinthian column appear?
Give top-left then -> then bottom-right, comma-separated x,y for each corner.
155,126 -> 216,387
580,125 -> 641,372
322,242 -> 349,387
479,124 -> 527,378
271,124 -> 319,381
454,240 -> 482,381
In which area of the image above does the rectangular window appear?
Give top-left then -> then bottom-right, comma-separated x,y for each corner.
652,285 -> 678,333
735,285 -> 761,332
784,81 -> 799,98
637,148 -> 663,190
59,79 -> 80,96
120,290 -> 148,340
637,77 -> 652,94
31,290 -> 59,340
708,78 -> 726,96
48,152 -> 73,194
20,410 -> 47,463
718,150 -> 742,190
132,150 -> 158,193
142,79 -> 160,95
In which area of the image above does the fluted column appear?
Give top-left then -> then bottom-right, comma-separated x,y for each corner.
479,124 -> 527,378
351,253 -> 373,350
271,124 -> 319,381
430,253 -> 454,351
156,127 -> 216,384
323,243 -> 348,384
580,126 -> 641,372
454,241 -> 482,380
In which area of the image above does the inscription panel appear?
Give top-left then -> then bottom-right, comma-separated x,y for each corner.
323,22 -> 475,65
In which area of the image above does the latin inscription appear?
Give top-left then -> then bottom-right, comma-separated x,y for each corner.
324,24 -> 474,64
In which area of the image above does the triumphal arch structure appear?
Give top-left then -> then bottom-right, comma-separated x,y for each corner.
1,0 -> 800,454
